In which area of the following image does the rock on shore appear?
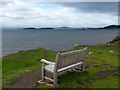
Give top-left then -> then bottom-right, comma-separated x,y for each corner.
109,35 -> 120,45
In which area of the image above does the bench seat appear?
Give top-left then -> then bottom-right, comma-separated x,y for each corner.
44,64 -> 54,73
44,62 -> 83,73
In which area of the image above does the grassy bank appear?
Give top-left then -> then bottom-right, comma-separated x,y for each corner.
2,43 -> 119,88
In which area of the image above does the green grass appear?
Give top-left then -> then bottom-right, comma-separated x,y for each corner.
2,43 -> 119,88
90,76 -> 119,88
2,48 -> 57,87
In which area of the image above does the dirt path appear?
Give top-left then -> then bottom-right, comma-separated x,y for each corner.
5,69 -> 118,88
10,69 -> 41,88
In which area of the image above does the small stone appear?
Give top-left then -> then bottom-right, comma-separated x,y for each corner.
109,50 -> 114,53
88,51 -> 93,55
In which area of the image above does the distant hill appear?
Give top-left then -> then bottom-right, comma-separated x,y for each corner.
79,25 -> 120,30
98,25 -> 120,29
60,26 -> 70,28
23,27 -> 37,30
38,27 -> 54,29
23,27 -> 54,30
58,25 -> 120,30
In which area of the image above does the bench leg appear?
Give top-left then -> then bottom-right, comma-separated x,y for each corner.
81,63 -> 85,72
53,73 -> 58,86
41,64 -> 45,81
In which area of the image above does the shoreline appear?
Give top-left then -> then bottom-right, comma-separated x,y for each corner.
2,43 -> 105,57
2,34 -> 119,57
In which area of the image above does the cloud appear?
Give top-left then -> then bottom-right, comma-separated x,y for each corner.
55,2 -> 118,15
1,1 -> 118,28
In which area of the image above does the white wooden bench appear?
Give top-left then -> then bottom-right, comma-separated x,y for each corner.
39,47 -> 87,86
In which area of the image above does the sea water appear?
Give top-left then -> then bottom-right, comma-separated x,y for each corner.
2,29 -> 118,56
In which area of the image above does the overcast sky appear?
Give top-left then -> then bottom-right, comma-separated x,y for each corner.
1,1 -> 118,28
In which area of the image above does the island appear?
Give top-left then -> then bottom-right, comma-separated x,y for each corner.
23,27 -> 37,30
38,27 -> 54,30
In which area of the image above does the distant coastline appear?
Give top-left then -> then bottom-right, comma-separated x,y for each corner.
23,27 -> 54,30
22,25 -> 120,30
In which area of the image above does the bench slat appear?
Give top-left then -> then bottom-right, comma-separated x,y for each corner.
57,62 -> 83,73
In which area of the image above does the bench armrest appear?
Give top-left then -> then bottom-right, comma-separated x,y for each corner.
41,59 -> 55,65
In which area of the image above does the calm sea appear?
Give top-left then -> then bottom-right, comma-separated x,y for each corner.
2,29 -> 118,56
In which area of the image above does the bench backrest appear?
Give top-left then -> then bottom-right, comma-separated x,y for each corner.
54,47 -> 87,71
